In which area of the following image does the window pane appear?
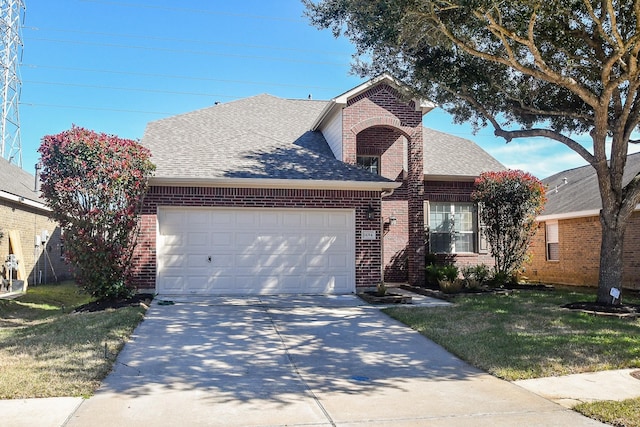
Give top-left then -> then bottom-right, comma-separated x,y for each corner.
454,205 -> 473,232
430,232 -> 452,253
547,242 -> 559,261
455,232 -> 474,253
356,156 -> 379,175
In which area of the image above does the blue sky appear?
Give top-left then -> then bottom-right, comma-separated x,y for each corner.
15,0 -> 639,177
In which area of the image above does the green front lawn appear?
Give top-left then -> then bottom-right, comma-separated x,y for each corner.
384,287 -> 640,381
384,287 -> 640,426
0,282 -> 147,398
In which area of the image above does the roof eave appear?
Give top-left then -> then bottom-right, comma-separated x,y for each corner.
149,176 -> 402,192
311,74 -> 436,130
536,204 -> 640,221
0,190 -> 50,212
424,174 -> 477,182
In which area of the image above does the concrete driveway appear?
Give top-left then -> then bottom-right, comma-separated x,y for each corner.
66,295 -> 605,426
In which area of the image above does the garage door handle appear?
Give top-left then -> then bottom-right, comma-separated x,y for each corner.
207,256 -> 212,263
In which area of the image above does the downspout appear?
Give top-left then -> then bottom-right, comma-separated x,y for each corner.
380,188 -> 396,283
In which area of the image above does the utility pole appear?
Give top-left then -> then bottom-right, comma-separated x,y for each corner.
0,0 -> 24,167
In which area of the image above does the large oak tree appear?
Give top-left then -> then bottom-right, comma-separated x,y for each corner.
305,0 -> 640,304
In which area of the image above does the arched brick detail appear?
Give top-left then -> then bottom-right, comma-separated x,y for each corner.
350,116 -> 413,139
341,83 -> 425,287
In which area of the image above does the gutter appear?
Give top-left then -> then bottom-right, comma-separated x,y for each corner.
150,176 -> 402,192
0,190 -> 50,212
537,204 -> 640,221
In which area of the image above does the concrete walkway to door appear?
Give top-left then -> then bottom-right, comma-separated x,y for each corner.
64,295 -> 605,426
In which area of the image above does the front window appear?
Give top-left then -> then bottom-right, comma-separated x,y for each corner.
357,156 -> 379,175
428,202 -> 475,253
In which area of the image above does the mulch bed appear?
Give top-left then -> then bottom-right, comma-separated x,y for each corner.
74,293 -> 154,313
562,301 -> 640,318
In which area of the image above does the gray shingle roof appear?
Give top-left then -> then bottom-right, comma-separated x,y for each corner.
423,128 -> 506,177
542,152 -> 640,216
0,158 -> 42,203
142,94 -> 394,184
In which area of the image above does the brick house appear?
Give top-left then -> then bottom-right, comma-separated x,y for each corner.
529,153 -> 640,290
134,74 -> 504,296
0,158 -> 69,294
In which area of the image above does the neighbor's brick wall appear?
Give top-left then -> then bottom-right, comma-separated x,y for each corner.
529,213 -> 640,290
0,199 -> 70,288
132,186 -> 384,292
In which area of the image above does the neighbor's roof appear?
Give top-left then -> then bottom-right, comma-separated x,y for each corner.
0,158 -> 43,204
541,152 -> 640,218
142,94 -> 398,189
423,128 -> 506,178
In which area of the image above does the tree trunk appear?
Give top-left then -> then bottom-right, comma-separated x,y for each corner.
597,213 -> 626,305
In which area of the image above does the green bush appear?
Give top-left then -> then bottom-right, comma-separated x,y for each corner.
426,263 -> 460,289
490,270 -> 517,288
461,264 -> 491,289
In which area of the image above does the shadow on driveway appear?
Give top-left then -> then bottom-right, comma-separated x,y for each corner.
66,296 -> 605,426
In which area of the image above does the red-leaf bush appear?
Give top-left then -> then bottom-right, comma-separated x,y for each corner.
471,170 -> 546,280
38,126 -> 155,300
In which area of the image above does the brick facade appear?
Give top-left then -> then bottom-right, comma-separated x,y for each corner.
133,186 -> 383,292
0,199 -> 69,290
343,84 -> 425,286
134,80 -> 499,293
529,213 -> 640,290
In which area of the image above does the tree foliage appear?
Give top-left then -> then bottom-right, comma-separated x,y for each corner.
472,170 -> 546,277
305,0 -> 640,304
38,126 -> 155,300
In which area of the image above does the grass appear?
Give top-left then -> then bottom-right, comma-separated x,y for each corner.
0,282 -> 147,399
384,287 -> 640,427
384,287 -> 640,381
574,397 -> 640,427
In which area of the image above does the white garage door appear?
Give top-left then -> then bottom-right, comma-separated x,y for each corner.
157,207 -> 356,295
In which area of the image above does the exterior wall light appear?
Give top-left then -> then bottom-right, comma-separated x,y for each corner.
367,204 -> 375,220
389,215 -> 397,226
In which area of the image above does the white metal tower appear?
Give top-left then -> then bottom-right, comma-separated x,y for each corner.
0,0 -> 24,167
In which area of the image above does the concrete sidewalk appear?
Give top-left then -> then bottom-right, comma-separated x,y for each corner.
1,295 -> 637,426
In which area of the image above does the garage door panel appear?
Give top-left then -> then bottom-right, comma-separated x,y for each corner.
162,254 -> 186,268
187,254 -> 209,268
211,211 -> 234,226
210,231 -> 233,246
161,276 -> 184,292
161,234 -> 184,248
236,211 -> 259,226
157,208 -> 355,295
305,212 -> 326,227
187,232 -> 208,247
159,211 -> 186,235
328,212 -> 349,226
185,276 -> 208,292
328,254 -> 348,268
282,212 -> 303,227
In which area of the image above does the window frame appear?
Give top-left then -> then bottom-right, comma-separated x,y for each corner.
356,155 -> 380,175
545,221 -> 560,261
426,201 -> 478,254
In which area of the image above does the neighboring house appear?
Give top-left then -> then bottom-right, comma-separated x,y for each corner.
0,158 -> 69,294
134,74 -> 505,296
529,153 -> 640,290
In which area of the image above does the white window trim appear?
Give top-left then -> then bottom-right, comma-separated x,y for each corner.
545,221 -> 559,261
426,201 -> 477,254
